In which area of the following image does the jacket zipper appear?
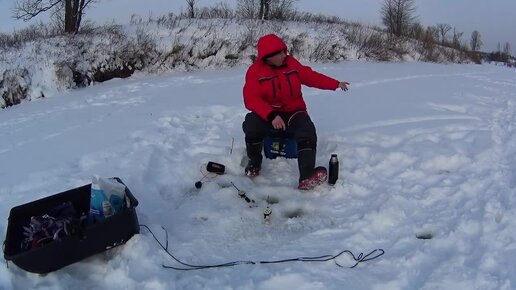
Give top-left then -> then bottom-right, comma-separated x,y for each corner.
271,79 -> 277,99
284,70 -> 298,97
286,76 -> 293,96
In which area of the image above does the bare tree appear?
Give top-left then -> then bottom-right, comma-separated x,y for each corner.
381,0 -> 417,37
452,28 -> 464,50
503,42 -> 511,56
421,26 -> 436,61
13,0 -> 95,34
236,0 -> 259,19
236,0 -> 297,20
409,22 -> 424,40
186,0 -> 196,18
427,25 -> 439,42
436,23 -> 452,45
470,30 -> 482,52
268,0 -> 297,21
259,0 -> 271,20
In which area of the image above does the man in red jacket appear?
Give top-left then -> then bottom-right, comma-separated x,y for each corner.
242,34 -> 349,190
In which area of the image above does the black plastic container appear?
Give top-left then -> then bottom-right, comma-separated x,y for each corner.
206,161 -> 225,174
3,177 -> 139,274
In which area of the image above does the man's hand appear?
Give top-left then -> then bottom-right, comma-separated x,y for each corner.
338,81 -> 350,91
271,115 -> 286,130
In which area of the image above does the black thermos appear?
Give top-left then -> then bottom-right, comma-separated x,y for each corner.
328,154 -> 339,185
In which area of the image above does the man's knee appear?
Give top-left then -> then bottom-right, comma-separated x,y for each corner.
297,137 -> 316,151
243,113 -> 262,132
289,114 -> 317,147
243,112 -> 269,142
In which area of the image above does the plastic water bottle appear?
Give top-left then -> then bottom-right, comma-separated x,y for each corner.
328,154 -> 339,185
89,176 -> 108,223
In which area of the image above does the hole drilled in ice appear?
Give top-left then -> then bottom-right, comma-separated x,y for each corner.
416,233 -> 433,239
265,196 -> 280,204
415,229 -> 434,240
284,208 -> 304,219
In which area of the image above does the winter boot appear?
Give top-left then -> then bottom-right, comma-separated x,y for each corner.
245,142 -> 263,177
297,145 -> 327,190
297,146 -> 317,181
298,166 -> 328,190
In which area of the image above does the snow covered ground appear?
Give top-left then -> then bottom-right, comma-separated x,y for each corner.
1,61 -> 516,289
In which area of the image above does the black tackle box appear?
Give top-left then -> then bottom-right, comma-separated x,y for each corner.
3,177 -> 139,274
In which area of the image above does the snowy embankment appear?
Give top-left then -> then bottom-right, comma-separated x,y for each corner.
1,61 -> 516,289
1,16 -> 472,109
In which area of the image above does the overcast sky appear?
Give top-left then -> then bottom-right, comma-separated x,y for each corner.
1,0 -> 514,52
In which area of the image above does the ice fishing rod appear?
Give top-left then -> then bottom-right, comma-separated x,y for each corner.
230,182 -> 256,205
139,225 -> 385,271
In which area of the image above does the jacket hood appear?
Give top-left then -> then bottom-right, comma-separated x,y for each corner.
257,34 -> 288,61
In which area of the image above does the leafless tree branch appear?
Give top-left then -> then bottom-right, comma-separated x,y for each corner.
13,0 -> 62,21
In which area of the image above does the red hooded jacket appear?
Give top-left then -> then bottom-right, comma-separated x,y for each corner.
243,34 -> 340,121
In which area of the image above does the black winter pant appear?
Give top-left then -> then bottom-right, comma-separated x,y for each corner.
242,111 -> 318,181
